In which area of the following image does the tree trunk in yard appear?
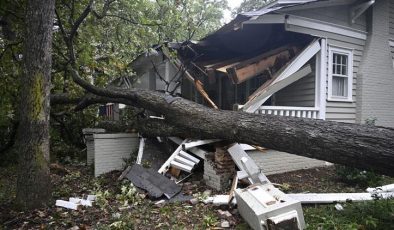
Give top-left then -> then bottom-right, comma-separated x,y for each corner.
68,70 -> 394,177
15,0 -> 55,209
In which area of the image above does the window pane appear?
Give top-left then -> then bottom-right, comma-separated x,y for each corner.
336,65 -> 341,75
332,76 -> 348,97
342,55 -> 348,65
342,65 -> 347,75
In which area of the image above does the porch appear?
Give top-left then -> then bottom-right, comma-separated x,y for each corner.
256,106 -> 320,119
180,33 -> 327,120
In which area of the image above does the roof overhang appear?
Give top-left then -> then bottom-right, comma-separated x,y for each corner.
242,13 -> 368,40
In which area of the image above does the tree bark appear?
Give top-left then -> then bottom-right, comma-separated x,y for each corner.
68,68 -> 394,176
15,0 -> 55,210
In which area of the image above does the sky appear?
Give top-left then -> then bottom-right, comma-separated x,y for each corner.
222,0 -> 244,23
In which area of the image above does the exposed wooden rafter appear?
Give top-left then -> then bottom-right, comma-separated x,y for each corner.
218,45 -> 300,84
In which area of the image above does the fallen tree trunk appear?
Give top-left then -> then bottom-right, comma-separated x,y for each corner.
67,68 -> 394,176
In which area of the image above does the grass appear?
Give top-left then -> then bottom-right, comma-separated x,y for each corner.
1,164 -> 394,229
304,199 -> 394,229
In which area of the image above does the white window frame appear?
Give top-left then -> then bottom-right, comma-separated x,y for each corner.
328,46 -> 353,102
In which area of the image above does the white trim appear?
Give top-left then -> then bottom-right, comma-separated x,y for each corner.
389,40 -> 394,47
243,14 -> 286,24
260,106 -> 319,111
245,14 -> 367,40
327,46 -> 353,102
317,38 -> 327,120
350,0 -> 375,24
285,15 -> 367,40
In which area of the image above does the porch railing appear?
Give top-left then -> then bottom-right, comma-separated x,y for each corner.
256,106 -> 320,119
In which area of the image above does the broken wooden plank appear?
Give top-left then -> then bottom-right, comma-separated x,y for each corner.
228,174 -> 238,204
136,137 -> 145,164
162,48 -> 218,109
224,46 -> 298,84
194,79 -> 218,109
227,143 -> 270,184
243,65 -> 312,113
56,200 -> 80,210
118,166 -> 132,181
158,139 -> 188,174
182,139 -> 221,150
168,166 -> 181,178
288,192 -> 394,204
69,198 -> 93,207
366,184 -> 394,193
243,39 -> 321,113
240,144 -> 256,151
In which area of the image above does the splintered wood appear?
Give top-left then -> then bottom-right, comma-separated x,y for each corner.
217,46 -> 299,84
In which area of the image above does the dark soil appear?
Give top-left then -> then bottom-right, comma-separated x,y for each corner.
1,164 -> 392,229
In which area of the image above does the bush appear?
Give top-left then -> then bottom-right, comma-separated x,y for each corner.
335,165 -> 383,187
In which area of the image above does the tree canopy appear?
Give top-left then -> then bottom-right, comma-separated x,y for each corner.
0,0 -> 228,163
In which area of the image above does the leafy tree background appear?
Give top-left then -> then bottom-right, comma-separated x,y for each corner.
0,0 -> 228,164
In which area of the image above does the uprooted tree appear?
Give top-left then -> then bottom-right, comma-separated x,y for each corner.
3,0 -> 394,211
54,68 -> 394,177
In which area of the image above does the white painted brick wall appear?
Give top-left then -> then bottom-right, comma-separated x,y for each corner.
357,0 -> 394,127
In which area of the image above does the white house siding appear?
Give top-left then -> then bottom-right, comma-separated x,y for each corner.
274,63 -> 316,107
93,133 -> 139,177
284,23 -> 365,123
390,1 -> 394,39
357,0 -> 394,127
282,5 -> 367,31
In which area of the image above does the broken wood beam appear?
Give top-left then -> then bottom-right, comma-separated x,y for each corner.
136,137 -> 145,164
247,39 -> 320,102
243,65 -> 312,113
288,192 -> 394,204
182,139 -> 221,150
56,200 -> 80,210
222,46 -> 299,84
162,48 -> 218,109
194,79 -> 218,109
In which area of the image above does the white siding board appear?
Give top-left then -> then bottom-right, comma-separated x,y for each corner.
325,37 -> 362,123
274,59 -> 316,107
286,24 -> 366,46
390,2 -> 394,39
93,133 -> 139,177
282,5 -> 367,31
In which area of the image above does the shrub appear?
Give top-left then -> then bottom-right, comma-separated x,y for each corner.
335,165 -> 383,187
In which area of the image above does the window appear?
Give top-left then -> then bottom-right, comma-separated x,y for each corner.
328,47 -> 353,101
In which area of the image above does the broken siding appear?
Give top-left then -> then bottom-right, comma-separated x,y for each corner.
285,25 -> 364,123
283,5 -> 367,32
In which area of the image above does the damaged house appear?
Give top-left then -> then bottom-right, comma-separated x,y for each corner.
137,0 -> 394,126
129,0 -> 394,178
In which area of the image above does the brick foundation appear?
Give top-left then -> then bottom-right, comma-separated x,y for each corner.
203,147 -> 235,191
